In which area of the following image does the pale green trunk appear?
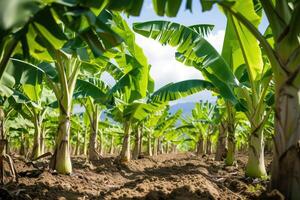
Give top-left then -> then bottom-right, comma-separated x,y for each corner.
172,144 -> 177,153
0,107 -> 6,184
75,131 -> 80,156
166,142 -> 169,154
40,126 -> 45,155
158,137 -> 163,154
245,128 -> 267,178
99,130 -> 103,156
109,136 -> 114,155
148,132 -> 152,156
225,121 -> 235,166
206,135 -> 212,155
31,115 -> 42,160
153,138 -> 158,156
120,121 -> 131,162
196,135 -> 204,155
19,132 -> 25,156
50,112 -> 72,174
215,122 -> 227,161
224,102 -> 236,166
132,126 -> 141,160
83,129 -> 88,155
88,108 -> 99,161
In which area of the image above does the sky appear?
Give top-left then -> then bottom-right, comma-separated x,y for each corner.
118,0 -> 269,105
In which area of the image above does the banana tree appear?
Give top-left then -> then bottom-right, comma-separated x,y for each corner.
9,67 -> 56,160
133,21 -> 241,165
152,108 -> 183,156
133,18 -> 274,177
0,64 -> 26,184
184,101 -> 221,155
80,97 -> 102,160
66,1 -> 299,195
142,108 -> 169,156
108,67 -> 215,162
0,1 -> 123,79
7,6 -> 127,173
75,77 -> 109,161
188,0 -> 300,196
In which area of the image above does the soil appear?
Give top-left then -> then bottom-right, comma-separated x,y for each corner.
0,153 -> 276,200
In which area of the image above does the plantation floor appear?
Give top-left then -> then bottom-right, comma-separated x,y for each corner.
1,153 -> 276,200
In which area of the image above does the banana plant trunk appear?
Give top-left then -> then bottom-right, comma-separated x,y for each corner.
75,131 -> 80,156
48,54 -> 80,174
88,108 -> 99,161
139,126 -> 143,155
271,82 -> 300,199
19,132 -> 25,156
148,132 -> 152,156
158,137 -> 163,154
31,114 -> 42,160
172,144 -> 177,154
166,142 -> 169,154
83,129 -> 88,155
245,126 -> 267,178
40,126 -> 45,155
153,138 -> 158,156
50,110 -> 72,174
109,136 -> 114,155
196,134 -> 204,155
99,130 -> 103,156
206,136 -> 212,155
132,126 -> 141,160
225,121 -> 235,166
120,121 -> 131,162
0,107 -> 6,184
215,122 -> 227,161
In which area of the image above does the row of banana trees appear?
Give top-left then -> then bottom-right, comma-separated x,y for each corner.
0,1 -> 212,180
0,0 -> 299,199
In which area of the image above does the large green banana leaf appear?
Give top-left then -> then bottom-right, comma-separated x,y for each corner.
133,21 -> 239,104
150,79 -> 214,102
154,109 -> 182,137
133,21 -> 236,84
94,0 -> 188,17
222,0 -> 264,83
73,79 -> 107,104
0,2 -> 123,79
108,54 -> 149,103
124,101 -> 164,122
109,11 -> 155,93
10,58 -> 108,104
0,72 -> 15,97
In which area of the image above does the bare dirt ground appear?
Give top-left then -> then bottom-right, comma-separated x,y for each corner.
0,153 -> 277,200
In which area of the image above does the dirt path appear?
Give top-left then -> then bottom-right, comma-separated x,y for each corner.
0,153 -> 272,200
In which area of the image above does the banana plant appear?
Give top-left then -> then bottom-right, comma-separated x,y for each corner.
133,17 -> 274,177
75,78 -> 109,161
200,1 -> 300,196
142,107 -> 169,156
105,13 -> 216,161
133,21 -> 240,164
0,1 -> 123,79
0,63 -> 29,184
9,66 -> 56,160
214,98 -> 227,161
153,108 -> 183,156
6,7 -> 128,174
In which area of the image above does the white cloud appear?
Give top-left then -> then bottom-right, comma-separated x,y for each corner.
205,30 -> 225,53
134,31 -> 225,104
